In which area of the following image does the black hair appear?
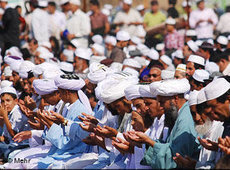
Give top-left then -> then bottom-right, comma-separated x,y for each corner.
151,0 -> 158,6
28,38 -> 38,45
90,0 -> 100,6
226,6 -> 230,13
21,48 -> 31,60
212,51 -> 229,63
27,70 -> 35,79
1,93 -> 17,100
196,102 -> 208,114
15,5 -> 21,10
194,63 -> 205,70
216,89 -> 230,104
191,77 -> 207,88
48,1 -> 56,7
168,0 -> 177,5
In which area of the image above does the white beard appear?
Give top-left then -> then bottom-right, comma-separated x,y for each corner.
195,118 -> 213,136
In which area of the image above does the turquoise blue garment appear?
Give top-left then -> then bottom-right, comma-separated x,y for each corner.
38,100 -> 92,169
142,102 -> 200,169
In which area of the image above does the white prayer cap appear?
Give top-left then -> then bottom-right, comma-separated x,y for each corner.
19,61 -> 35,79
228,35 -> 230,41
95,72 -> 139,104
186,29 -> 196,37
161,70 -> 175,80
128,45 -> 136,51
172,50 -> 184,59
124,84 -> 142,100
123,58 -> 141,69
137,44 -> 150,56
9,60 -> 22,73
102,8 -> 110,16
204,78 -> 230,101
39,41 -> 51,49
92,35 -> 103,45
36,46 -> 50,55
3,66 -> 12,77
192,69 -> 210,82
70,39 -> 80,48
195,40 -> 203,47
1,80 -> 13,89
182,0 -> 192,7
5,46 -> 23,58
131,36 -> 141,45
217,36 -> 228,45
156,43 -> 165,51
92,43 -> 105,56
39,51 -> 54,60
55,74 -> 85,90
105,36 -> 117,46
69,0 -> 81,6
33,79 -> 58,96
136,4 -> 144,11
147,49 -> 159,60
116,31 -> 130,41
139,84 -> 157,98
150,78 -> 190,97
197,88 -> 207,104
75,48 -> 91,61
90,55 -> 106,65
133,57 -> 147,66
160,55 -> 172,66
0,86 -> 17,97
38,0 -> 48,7
188,90 -> 199,106
165,18 -> 176,25
123,0 -> 132,5
110,62 -> 123,72
43,69 -> 64,80
60,0 -> 69,5
187,40 -> 199,52
187,55 -> 205,66
205,62 -> 219,74
88,63 -> 110,84
176,64 -> 186,73
207,39 -> 214,45
63,49 -> 74,62
59,62 -> 74,73
104,4 -> 113,10
123,67 -> 139,77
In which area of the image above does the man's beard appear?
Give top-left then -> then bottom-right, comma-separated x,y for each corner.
195,117 -> 213,136
165,102 -> 179,131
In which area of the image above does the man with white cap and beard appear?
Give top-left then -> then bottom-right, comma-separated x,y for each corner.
194,77 -> 230,153
78,72 -> 138,169
27,74 -> 93,169
173,89 -> 224,169
4,79 -> 64,169
125,78 -> 200,169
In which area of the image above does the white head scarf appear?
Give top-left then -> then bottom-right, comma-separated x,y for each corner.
54,74 -> 93,113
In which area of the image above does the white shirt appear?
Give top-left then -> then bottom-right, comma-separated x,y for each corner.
49,10 -> 66,40
216,12 -> 230,34
189,8 -> 218,39
223,63 -> 230,76
66,9 -> 91,48
31,8 -> 50,43
113,8 -> 143,37
196,121 -> 224,169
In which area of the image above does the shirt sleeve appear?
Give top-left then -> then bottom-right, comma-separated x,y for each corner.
79,14 -> 91,37
189,11 -> 196,28
45,123 -> 71,150
209,9 -> 218,26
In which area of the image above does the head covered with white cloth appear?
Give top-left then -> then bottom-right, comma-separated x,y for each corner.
54,74 -> 93,113
150,78 -> 191,97
95,72 -> 139,104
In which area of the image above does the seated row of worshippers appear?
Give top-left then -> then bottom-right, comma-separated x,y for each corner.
0,62 -> 230,168
0,24 -> 230,168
